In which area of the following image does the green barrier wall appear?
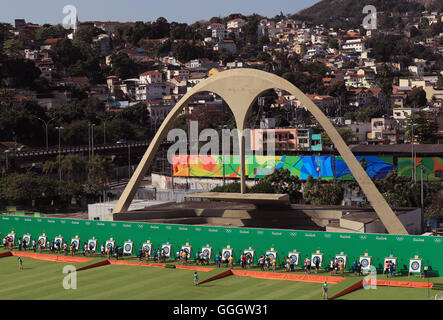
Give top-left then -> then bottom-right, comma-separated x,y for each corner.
1,215 -> 442,274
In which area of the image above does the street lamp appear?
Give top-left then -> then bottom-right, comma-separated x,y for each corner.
31,116 -> 55,149
88,123 -> 96,159
55,126 -> 64,180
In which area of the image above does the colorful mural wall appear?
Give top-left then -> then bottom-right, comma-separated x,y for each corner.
173,155 -> 442,181
335,156 -> 394,180
398,157 -> 443,181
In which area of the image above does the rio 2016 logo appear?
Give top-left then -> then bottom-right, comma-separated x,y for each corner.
62,5 -> 77,30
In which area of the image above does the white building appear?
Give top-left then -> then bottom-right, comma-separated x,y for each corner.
341,38 -> 366,53
213,40 -> 237,54
227,18 -> 246,29
139,71 -> 163,84
135,82 -> 170,101
208,23 -> 227,40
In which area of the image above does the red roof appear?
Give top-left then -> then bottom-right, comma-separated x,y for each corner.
44,38 -> 62,45
140,71 -> 162,76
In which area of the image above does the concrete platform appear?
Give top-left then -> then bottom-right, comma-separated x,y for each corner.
184,192 -> 290,205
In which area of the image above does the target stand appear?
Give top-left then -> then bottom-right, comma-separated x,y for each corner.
335,254 -> 347,268
123,241 -> 133,255
222,248 -> 233,263
55,236 -> 64,250
6,232 -> 15,247
162,244 -> 172,257
409,258 -> 422,276
311,253 -> 323,268
244,249 -> 255,264
38,235 -> 46,247
71,236 -> 80,251
359,255 -> 372,273
181,245 -> 192,259
22,234 -> 31,248
266,250 -> 278,263
201,247 -> 212,261
105,240 -> 115,252
142,242 -> 152,255
88,239 -> 97,253
288,252 -> 300,266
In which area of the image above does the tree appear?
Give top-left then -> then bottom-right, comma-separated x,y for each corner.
345,105 -> 385,123
321,127 -> 357,148
0,172 -> 57,207
405,111 -> 438,144
407,87 -> 427,107
303,176 -> 344,205
110,52 -> 141,80
2,39 -> 22,57
56,180 -> 83,207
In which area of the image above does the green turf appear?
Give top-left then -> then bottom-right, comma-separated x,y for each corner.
0,255 -> 335,300
1,250 -> 442,300
337,286 -> 435,300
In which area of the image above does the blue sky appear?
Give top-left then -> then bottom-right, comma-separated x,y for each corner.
0,0 -> 320,25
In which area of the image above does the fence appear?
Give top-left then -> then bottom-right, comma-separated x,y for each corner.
1,215 -> 442,274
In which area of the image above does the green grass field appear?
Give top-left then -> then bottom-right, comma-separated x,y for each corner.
1,250 -> 441,300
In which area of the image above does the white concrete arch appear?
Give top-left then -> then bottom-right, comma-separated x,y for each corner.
111,69 -> 408,235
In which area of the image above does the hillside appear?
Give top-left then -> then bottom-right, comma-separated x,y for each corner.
293,0 -> 441,28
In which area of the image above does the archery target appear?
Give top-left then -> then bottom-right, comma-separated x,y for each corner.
288,252 -> 300,265
409,259 -> 422,273
88,239 -> 97,252
105,240 -> 115,251
359,256 -> 372,271
266,251 -> 277,262
142,243 -> 152,254
181,245 -> 192,259
38,236 -> 46,246
70,238 -> 80,250
123,242 -> 133,254
162,244 -> 172,257
201,247 -> 212,260
244,250 -> 255,263
222,248 -> 233,261
55,237 -> 63,249
22,234 -> 31,245
6,233 -> 15,244
311,254 -> 323,267
384,257 -> 397,269
336,255 -> 347,268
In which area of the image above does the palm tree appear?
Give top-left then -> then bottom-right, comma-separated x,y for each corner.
60,154 -> 87,181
